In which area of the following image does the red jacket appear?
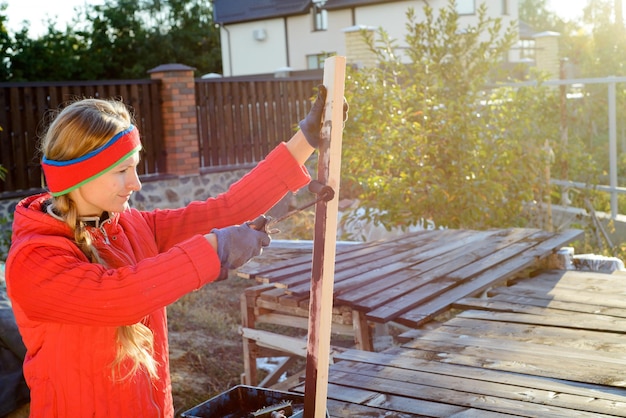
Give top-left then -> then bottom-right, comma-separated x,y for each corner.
6,143 -> 310,418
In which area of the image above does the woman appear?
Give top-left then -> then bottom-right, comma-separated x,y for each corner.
5,86 -> 329,417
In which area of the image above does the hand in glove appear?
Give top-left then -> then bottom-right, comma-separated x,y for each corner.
299,85 -> 349,148
211,223 -> 271,280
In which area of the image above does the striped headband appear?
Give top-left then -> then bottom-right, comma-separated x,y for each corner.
41,125 -> 142,197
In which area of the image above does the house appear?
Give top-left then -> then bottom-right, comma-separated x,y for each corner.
212,0 -> 525,77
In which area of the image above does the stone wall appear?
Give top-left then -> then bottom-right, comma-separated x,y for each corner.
130,170 -> 249,211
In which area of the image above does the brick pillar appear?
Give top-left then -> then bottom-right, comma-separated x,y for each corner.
148,63 -> 199,176
342,25 -> 378,69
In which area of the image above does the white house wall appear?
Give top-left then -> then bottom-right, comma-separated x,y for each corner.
220,0 -> 519,76
354,0 -> 518,44
219,18 -> 289,76
286,10 -> 353,71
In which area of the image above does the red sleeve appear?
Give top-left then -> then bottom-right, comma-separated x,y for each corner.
143,142 -> 311,252
6,234 -> 220,327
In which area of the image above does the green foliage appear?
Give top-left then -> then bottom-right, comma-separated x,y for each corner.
581,0 -> 626,77
10,27 -> 89,81
0,0 -> 221,81
341,2 -> 561,230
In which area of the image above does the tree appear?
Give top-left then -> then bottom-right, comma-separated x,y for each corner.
341,1 -> 560,231
2,0 -> 221,81
9,26 -> 88,81
581,0 -> 626,76
519,0 -> 561,30
0,3 -> 12,80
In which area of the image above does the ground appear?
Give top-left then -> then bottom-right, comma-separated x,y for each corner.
168,273 -> 254,415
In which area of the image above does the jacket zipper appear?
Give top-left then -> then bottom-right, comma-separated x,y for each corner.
98,217 -> 114,245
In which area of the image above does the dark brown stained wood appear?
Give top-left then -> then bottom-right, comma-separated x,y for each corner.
304,56 -> 346,418
343,229 -> 543,315
365,278 -> 458,323
335,229 -> 507,307
397,229 -> 585,327
286,230 -> 485,296
243,230 -> 438,284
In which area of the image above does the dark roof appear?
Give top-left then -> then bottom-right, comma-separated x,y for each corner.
323,0 -> 396,10
213,0 -> 312,24
518,20 -> 537,39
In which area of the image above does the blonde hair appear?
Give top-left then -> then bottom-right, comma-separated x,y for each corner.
42,98 -> 158,381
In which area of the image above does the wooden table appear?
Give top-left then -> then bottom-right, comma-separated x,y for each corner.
237,228 -> 583,387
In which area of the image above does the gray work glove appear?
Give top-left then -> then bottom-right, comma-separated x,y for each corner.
299,84 -> 349,148
212,223 -> 271,280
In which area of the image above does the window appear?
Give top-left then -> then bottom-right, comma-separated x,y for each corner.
519,39 -> 535,60
307,53 -> 334,69
313,0 -> 328,31
456,0 -> 475,15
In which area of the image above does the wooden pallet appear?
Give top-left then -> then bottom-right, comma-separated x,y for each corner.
290,269 -> 626,417
238,228 -> 584,387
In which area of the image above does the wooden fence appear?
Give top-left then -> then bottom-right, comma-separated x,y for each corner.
196,76 -> 320,171
0,74 -> 322,195
0,80 -> 163,195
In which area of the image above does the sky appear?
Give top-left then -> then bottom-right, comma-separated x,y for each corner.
0,0 -> 594,36
4,0 -> 104,36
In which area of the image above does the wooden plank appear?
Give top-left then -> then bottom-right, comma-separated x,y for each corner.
328,229 -> 494,299
240,327 -> 345,359
484,292 -> 626,318
251,230 -> 439,286
335,349 -> 626,402
400,330 -> 626,388
254,313 -> 354,335
403,326 -> 626,367
258,286 -> 290,303
328,360 -> 626,416
338,229 -> 542,311
366,278 -> 457,323
297,379 -> 472,417
509,269 -> 626,290
304,55 -> 346,418
423,316 -> 626,354
397,229 -> 585,327
346,230 -> 535,312
326,398 -> 423,418
456,307 -> 626,333
324,369 -> 614,417
240,284 -> 273,386
287,229 -> 470,295
336,229 -> 509,307
442,234 -> 553,281
238,239 -> 368,281
498,281 -> 626,309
